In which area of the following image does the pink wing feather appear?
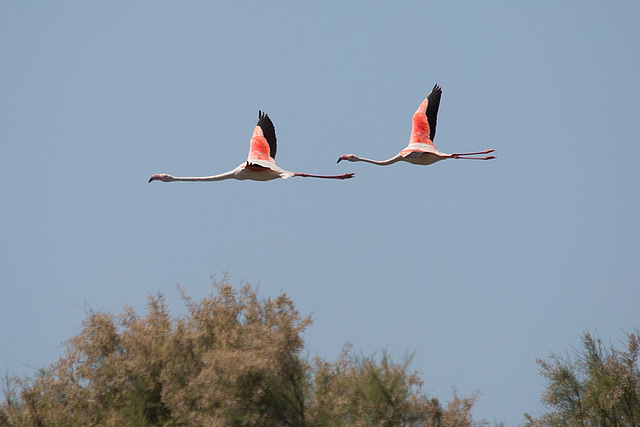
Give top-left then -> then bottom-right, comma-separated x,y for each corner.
247,111 -> 276,162
408,97 -> 434,146
248,127 -> 274,162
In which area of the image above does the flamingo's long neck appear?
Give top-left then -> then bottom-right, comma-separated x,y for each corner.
171,171 -> 236,182
352,155 -> 402,166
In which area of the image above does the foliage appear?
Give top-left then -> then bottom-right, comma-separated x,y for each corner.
0,276 -> 485,426
526,331 -> 640,426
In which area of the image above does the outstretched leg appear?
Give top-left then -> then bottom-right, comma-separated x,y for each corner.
451,149 -> 495,157
294,173 -> 355,179
450,149 -> 495,160
450,155 -> 496,160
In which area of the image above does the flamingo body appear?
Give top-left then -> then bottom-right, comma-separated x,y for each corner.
337,84 -> 495,166
150,111 -> 354,183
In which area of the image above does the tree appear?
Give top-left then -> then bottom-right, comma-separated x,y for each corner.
526,331 -> 640,426
1,275 -> 486,426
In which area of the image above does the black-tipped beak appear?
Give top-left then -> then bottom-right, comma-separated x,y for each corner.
337,157 -> 342,164
148,177 -> 153,183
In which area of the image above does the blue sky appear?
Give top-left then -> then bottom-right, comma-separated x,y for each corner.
2,2 -> 639,424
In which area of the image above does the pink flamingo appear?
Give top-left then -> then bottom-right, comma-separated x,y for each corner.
337,85 -> 496,166
150,111 -> 355,183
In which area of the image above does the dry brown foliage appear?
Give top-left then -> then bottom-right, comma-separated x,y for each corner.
1,276 -> 484,426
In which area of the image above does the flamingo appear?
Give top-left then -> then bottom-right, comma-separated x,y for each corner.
337,84 -> 496,166
149,111 -> 355,183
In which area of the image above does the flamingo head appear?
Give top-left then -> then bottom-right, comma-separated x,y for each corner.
337,154 -> 356,163
148,174 -> 175,183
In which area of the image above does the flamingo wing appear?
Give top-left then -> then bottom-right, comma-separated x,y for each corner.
409,85 -> 442,146
401,85 -> 443,158
248,111 -> 277,162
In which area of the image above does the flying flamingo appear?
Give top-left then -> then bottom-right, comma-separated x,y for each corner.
337,84 -> 496,166
149,111 -> 355,183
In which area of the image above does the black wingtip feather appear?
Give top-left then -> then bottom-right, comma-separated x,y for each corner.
257,110 -> 277,159
426,84 -> 442,141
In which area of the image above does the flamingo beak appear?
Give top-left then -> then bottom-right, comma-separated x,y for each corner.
337,157 -> 342,164
148,177 -> 154,183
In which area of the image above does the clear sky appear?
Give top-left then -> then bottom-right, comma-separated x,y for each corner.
2,2 -> 639,424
